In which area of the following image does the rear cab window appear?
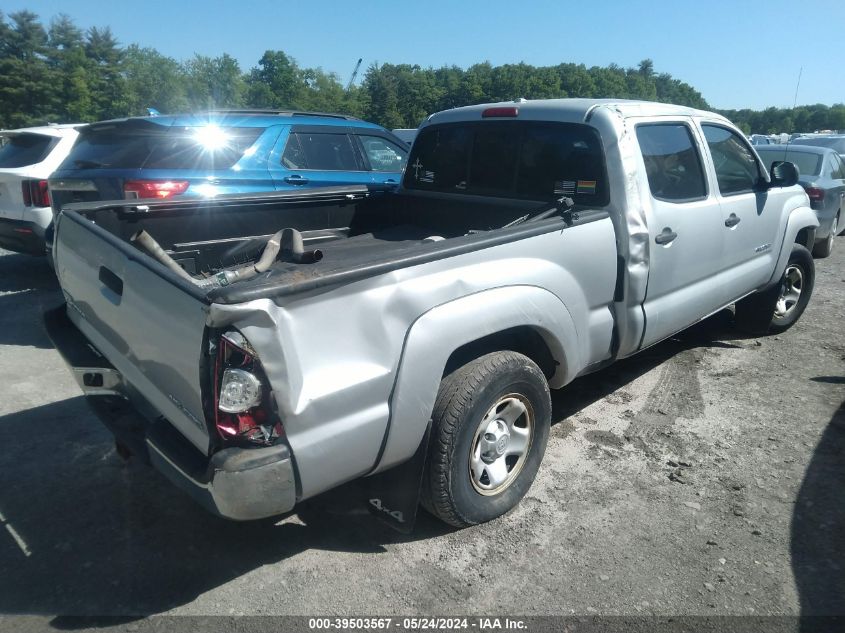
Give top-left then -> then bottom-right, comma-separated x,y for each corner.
0,133 -> 59,168
403,121 -> 609,205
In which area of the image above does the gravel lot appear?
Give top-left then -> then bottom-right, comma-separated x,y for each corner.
0,241 -> 842,628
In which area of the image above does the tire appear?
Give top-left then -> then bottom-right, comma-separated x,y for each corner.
812,212 -> 839,258
735,243 -> 815,335
421,351 -> 551,528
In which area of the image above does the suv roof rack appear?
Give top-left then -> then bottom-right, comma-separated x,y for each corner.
206,109 -> 361,121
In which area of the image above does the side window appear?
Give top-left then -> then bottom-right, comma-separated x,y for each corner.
701,124 -> 762,195
281,133 -> 307,169
635,123 -> 707,202
827,155 -> 844,180
282,132 -> 360,171
358,135 -> 408,171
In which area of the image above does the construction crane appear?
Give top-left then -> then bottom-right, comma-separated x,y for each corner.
346,58 -> 363,91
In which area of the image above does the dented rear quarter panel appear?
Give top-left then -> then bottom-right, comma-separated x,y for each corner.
208,217 -> 619,500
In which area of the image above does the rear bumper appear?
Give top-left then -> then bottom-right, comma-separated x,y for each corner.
0,218 -> 46,254
44,305 -> 298,521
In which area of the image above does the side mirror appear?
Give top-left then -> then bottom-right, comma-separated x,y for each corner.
769,161 -> 799,188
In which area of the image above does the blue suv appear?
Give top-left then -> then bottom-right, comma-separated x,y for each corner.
48,110 -> 408,211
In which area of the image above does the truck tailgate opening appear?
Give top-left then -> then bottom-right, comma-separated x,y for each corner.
55,210 -> 213,453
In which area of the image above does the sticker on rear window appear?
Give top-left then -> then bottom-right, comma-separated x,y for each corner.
577,180 -> 597,194
554,180 -> 576,195
411,158 -> 435,183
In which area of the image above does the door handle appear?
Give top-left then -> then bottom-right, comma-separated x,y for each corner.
99,266 -> 123,298
382,179 -> 397,184
725,213 -> 741,228
283,175 -> 309,185
655,228 -> 678,245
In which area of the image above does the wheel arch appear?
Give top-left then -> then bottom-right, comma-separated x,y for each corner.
372,285 -> 579,473
768,206 -> 818,286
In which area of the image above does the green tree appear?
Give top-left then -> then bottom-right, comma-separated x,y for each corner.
183,53 -> 245,110
123,45 -> 188,115
0,10 -> 56,126
298,67 -> 351,115
46,14 -> 93,121
246,50 -> 306,109
84,26 -> 128,119
361,63 -> 403,129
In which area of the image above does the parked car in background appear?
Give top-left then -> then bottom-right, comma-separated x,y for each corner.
0,124 -> 81,254
49,110 -> 408,214
788,135 -> 845,162
755,144 -> 845,257
750,134 -> 773,145
392,128 -> 418,145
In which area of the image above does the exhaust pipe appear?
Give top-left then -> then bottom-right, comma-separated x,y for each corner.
279,228 -> 323,264
131,230 -> 198,283
131,228 -> 322,290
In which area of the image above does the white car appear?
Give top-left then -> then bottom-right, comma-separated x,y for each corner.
0,124 -> 81,254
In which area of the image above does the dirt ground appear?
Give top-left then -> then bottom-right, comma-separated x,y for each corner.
0,240 -> 842,629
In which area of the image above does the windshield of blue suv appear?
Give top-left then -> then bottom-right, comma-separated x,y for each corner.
0,133 -> 60,168
403,121 -> 608,205
60,125 -> 263,171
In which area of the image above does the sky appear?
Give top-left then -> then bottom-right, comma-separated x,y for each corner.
8,0 -> 845,111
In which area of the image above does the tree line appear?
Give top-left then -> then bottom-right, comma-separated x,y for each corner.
1,10 -> 843,134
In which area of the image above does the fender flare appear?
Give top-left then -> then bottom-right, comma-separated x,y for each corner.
766,206 -> 819,287
372,285 -> 579,473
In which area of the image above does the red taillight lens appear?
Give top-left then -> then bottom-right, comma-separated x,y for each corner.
20,180 -> 50,207
804,186 -> 824,202
213,333 -> 283,446
124,179 -> 189,199
482,106 -> 519,118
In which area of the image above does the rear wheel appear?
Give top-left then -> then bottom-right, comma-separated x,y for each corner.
421,351 -> 551,527
812,211 -> 839,258
735,244 -> 814,334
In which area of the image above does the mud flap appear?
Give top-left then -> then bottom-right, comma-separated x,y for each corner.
364,422 -> 431,533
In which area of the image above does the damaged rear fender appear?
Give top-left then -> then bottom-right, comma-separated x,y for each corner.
373,285 -> 579,474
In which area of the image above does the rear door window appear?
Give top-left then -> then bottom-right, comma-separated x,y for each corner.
636,123 -> 707,201
404,121 -> 608,204
281,132 -> 361,171
0,133 -> 59,168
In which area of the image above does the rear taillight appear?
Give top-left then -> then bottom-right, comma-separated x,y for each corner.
804,186 -> 824,202
213,332 -> 283,446
21,179 -> 50,207
124,179 -> 189,199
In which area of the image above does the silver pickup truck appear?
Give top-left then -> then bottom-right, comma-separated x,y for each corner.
46,99 -> 818,530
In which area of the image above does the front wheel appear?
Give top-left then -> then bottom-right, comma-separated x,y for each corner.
421,351 -> 551,527
735,243 -> 815,335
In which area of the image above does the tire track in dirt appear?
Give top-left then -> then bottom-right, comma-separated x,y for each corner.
622,346 -> 706,460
